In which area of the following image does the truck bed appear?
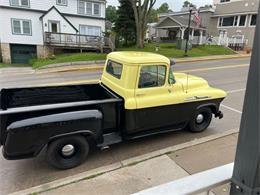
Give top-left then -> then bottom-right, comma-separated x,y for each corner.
0,83 -> 119,110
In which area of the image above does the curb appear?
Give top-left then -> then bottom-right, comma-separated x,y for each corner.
36,55 -> 251,74
9,129 -> 238,195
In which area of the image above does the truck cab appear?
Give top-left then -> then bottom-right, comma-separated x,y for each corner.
102,52 -> 226,135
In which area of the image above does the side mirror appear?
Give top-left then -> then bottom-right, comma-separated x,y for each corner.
170,59 -> 176,66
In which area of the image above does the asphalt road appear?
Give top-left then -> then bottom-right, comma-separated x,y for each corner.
0,57 -> 250,194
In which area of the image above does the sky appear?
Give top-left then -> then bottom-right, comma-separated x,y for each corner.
107,0 -> 213,11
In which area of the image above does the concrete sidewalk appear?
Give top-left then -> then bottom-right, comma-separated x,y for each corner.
23,133 -> 237,195
36,54 -> 251,74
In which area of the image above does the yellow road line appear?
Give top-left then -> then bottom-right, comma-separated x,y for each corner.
176,64 -> 249,73
42,64 -> 249,86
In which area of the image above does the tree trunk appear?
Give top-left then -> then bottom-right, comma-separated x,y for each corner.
129,0 -> 156,49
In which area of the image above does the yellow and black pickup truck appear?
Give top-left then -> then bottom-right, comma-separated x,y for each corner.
0,52 -> 226,169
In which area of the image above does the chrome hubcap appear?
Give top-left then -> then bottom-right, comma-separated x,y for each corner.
196,114 -> 204,124
61,144 -> 75,157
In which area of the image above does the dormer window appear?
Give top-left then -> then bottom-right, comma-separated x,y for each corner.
10,0 -> 30,7
57,0 -> 67,6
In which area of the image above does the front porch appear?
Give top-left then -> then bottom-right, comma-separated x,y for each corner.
156,16 -> 207,45
44,32 -> 113,53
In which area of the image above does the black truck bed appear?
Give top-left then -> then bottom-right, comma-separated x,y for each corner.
0,83 -> 119,110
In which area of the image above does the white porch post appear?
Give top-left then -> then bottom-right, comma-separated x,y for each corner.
199,30 -> 203,45
191,29 -> 195,41
218,31 -> 223,45
180,28 -> 186,40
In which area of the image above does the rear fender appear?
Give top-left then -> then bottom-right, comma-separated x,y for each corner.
4,110 -> 103,159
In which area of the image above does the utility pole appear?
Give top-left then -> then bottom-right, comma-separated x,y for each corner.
230,4 -> 260,195
184,8 -> 192,57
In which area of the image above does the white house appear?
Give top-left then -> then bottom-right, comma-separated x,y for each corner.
0,0 -> 106,64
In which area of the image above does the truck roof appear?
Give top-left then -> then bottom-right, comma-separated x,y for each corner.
107,52 -> 170,65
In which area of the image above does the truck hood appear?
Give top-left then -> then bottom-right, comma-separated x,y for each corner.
174,73 -> 209,90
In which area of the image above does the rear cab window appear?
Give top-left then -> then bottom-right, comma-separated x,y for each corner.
138,65 -> 167,88
106,60 -> 123,79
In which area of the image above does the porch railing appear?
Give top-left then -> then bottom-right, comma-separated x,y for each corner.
44,32 -> 114,50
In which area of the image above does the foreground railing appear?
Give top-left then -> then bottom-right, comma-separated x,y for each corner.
134,163 -> 234,195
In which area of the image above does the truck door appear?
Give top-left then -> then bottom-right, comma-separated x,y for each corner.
134,64 -> 183,133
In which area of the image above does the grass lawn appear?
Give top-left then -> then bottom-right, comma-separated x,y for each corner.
30,52 -> 107,69
118,43 -> 236,58
4,43 -> 235,69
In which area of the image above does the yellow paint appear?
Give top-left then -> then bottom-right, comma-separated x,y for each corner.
106,51 -> 170,65
102,52 -> 227,110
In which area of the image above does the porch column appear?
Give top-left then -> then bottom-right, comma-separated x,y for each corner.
191,29 -> 195,41
180,27 -> 186,40
218,31 -> 223,45
199,30 -> 203,45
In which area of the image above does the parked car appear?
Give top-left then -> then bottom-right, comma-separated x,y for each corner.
0,52 -> 226,169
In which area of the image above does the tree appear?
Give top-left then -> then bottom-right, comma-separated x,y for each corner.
183,1 -> 196,8
157,3 -> 170,13
203,4 -> 213,9
128,0 -> 156,48
148,8 -> 157,23
114,0 -> 136,46
106,5 -> 117,23
148,3 -> 171,23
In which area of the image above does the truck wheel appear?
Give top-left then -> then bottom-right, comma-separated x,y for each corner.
188,107 -> 212,133
47,136 -> 89,170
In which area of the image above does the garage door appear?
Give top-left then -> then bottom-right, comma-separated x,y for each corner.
11,44 -> 37,64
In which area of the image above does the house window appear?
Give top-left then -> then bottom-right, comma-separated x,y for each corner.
219,15 -> 247,27
10,0 -> 29,7
12,19 -> 32,35
93,3 -> 100,15
79,25 -> 101,36
221,16 -> 235,27
78,1 -> 101,16
250,14 -> 257,26
86,2 -> 92,15
57,0 -> 67,6
239,15 -> 247,26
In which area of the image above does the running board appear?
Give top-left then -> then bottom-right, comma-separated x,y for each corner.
97,132 -> 122,148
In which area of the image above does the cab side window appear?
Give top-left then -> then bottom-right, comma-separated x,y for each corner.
138,65 -> 166,88
106,60 -> 123,79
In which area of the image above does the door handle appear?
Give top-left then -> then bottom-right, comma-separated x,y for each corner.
136,93 -> 146,97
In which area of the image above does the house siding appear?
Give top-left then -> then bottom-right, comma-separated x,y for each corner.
0,8 -> 44,45
213,0 -> 258,48
42,9 -> 77,34
214,0 -> 259,16
0,0 -> 106,63
1,0 -> 106,18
